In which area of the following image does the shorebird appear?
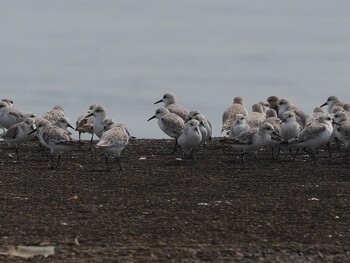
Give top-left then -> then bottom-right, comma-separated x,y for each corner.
1,98 -> 14,107
75,105 -> 96,146
246,103 -> 265,128
85,105 -> 108,139
96,123 -> 130,171
258,101 -> 269,116
29,119 -> 77,169
1,117 -> 36,162
320,95 -> 344,114
267,96 -> 280,113
307,107 -> 327,125
0,101 -> 26,129
333,113 -> 350,163
222,123 -> 280,165
222,96 -> 248,133
154,93 -> 189,121
178,119 -> 202,160
264,109 -> 282,159
228,114 -> 250,139
280,111 -> 303,142
278,98 -> 309,127
187,110 -> 212,146
286,115 -> 333,165
42,105 -> 65,124
76,105 -> 97,150
53,117 -> 74,134
148,107 -> 184,153
0,98 -> 14,132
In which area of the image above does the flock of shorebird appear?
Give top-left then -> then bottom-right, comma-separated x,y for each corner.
0,94 -> 349,170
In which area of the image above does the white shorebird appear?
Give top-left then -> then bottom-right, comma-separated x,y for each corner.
228,114 -> 250,139
29,119 -> 77,169
0,98 -> 14,131
222,123 -> 279,165
85,105 -> 108,139
278,98 -> 309,127
178,119 -> 202,160
154,93 -> 189,121
286,115 -> 333,165
148,107 -> 185,153
320,95 -> 344,114
307,107 -> 327,125
333,113 -> 350,163
1,117 -> 36,162
331,111 -> 349,149
187,110 -> 212,146
53,117 -> 74,134
75,105 -> 96,146
96,123 -> 130,171
1,98 -> 14,107
280,111 -> 303,142
246,103 -> 265,128
0,101 -> 27,129
264,109 -> 282,157
42,105 -> 65,124
222,96 -> 248,133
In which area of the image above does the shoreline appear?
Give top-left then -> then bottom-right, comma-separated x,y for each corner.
0,138 -> 349,261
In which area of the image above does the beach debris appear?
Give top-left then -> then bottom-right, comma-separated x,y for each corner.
308,197 -> 320,201
0,245 -> 55,259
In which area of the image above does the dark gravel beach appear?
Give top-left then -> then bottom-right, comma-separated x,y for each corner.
0,138 -> 349,262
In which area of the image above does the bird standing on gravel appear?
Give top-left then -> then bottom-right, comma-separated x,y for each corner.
85,105 -> 109,139
286,115 -> 333,165
221,123 -> 279,165
96,123 -> 130,171
280,111 -> 303,142
0,101 -> 27,129
178,119 -> 202,160
29,119 -> 77,169
154,92 -> 189,121
75,104 -> 96,148
186,110 -> 212,146
148,107 -> 185,154
2,117 -> 36,162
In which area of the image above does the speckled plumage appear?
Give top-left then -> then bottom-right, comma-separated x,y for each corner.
154,93 -> 189,121
222,96 -> 248,132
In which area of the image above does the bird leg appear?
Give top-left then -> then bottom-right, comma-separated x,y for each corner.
113,157 -> 123,171
15,146 -> 21,163
105,155 -> 111,171
171,139 -> 179,154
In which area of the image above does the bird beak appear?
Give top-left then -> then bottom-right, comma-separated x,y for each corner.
280,119 -> 286,124
272,131 -> 282,141
68,123 -> 74,129
320,102 -> 327,107
147,115 -> 156,122
195,127 -> 200,134
332,121 -> 340,126
28,128 -> 37,135
154,99 -> 163,105
85,112 -> 93,118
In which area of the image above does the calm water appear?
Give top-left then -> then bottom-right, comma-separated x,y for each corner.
1,0 -> 350,138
